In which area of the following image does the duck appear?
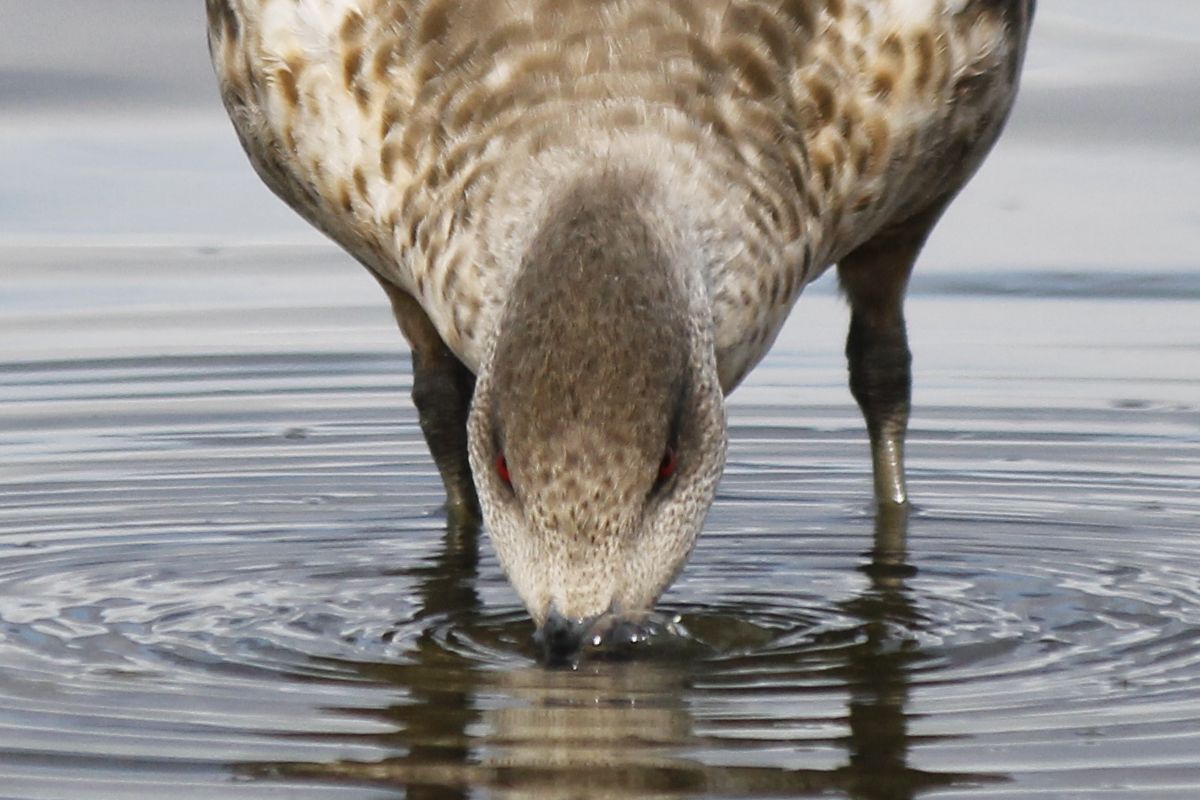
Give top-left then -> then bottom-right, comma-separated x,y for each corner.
206,0 -> 1034,660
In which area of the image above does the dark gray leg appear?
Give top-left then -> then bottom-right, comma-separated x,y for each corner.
837,205 -> 944,506
376,277 -> 480,524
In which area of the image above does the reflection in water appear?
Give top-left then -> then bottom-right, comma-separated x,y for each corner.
386,517 -> 482,800
839,504 -> 967,800
246,506 -> 1000,798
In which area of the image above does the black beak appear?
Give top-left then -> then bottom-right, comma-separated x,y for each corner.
534,608 -> 593,666
533,608 -> 653,666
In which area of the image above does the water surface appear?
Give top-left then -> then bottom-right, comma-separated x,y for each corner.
2,249 -> 1198,798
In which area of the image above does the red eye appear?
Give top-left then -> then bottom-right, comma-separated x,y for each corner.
658,446 -> 678,481
495,453 -> 511,484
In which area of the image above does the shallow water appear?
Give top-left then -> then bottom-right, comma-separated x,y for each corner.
2,249 -> 1198,798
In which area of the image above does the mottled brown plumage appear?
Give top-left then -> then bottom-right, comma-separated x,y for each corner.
207,0 -> 1033,651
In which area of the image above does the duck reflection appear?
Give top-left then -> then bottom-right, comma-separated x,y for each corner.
243,506 -> 1001,797
838,503 -> 953,800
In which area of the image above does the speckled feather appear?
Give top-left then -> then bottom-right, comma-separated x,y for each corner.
207,0 -> 1032,390
208,0 -> 1032,626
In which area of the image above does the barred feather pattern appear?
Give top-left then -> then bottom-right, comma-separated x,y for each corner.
207,0 -> 1032,390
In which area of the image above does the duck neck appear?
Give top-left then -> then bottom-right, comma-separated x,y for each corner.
488,168 -> 701,455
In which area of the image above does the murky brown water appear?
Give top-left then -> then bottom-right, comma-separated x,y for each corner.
2,249 -> 1198,798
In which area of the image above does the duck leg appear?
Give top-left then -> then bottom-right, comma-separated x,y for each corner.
375,278 -> 480,524
836,205 -> 945,506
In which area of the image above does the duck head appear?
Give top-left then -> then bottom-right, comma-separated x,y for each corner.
467,173 -> 727,662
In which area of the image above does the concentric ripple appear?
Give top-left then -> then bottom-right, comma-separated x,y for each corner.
2,255 -> 1200,798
